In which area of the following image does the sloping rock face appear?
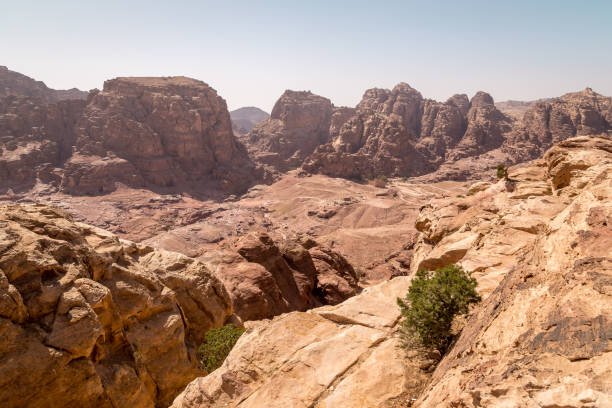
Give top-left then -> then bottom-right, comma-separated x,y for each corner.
0,65 -> 87,103
0,203 -> 234,408
171,277 -> 432,408
230,106 -> 269,135
0,69 -> 260,196
302,83 -> 512,179
200,233 -> 359,321
245,90 -> 333,171
412,135 -> 612,407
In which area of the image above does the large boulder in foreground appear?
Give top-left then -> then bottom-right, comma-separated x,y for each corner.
0,204 -> 234,408
171,277 -> 431,408
200,233 -> 360,322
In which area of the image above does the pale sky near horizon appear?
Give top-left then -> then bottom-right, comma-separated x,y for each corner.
1,0 -> 611,111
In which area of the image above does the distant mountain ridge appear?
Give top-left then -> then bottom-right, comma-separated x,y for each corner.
0,65 -> 87,102
230,106 -> 269,135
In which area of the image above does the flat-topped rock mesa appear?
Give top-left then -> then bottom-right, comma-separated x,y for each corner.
0,203 -> 234,407
0,65 -> 87,103
230,106 -> 269,135
245,90 -> 334,171
0,70 -> 261,196
66,76 -> 258,194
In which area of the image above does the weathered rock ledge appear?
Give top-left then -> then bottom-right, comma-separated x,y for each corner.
171,276 -> 431,408
0,203 -> 234,407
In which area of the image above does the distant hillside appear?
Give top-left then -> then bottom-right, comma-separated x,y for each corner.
230,106 -> 269,135
0,65 -> 87,102
495,98 -> 552,119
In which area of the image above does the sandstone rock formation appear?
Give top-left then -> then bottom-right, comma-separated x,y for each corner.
200,233 -> 359,321
504,88 -> 612,162
301,83 -> 513,179
244,90 -> 333,171
230,106 -> 269,135
171,276 -> 432,408
240,83 -> 609,183
0,203 -> 234,408
66,77 -> 259,194
0,93 -> 86,193
412,135 -> 612,406
1,69 -> 261,196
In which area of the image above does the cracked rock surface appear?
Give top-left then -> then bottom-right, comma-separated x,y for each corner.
171,276 -> 430,408
0,203 -> 233,408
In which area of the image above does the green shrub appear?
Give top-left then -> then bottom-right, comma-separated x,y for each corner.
397,264 -> 481,353
496,163 -> 508,179
198,324 -> 245,373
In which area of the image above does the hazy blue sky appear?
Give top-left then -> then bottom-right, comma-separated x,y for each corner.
1,0 -> 611,111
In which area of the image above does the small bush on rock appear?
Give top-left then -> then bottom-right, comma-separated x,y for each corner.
198,324 -> 245,373
496,163 -> 508,179
397,264 -> 481,353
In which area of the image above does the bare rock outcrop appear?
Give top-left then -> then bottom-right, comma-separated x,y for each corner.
171,276 -> 431,408
200,233 -> 359,321
302,83 -> 512,179
244,90 -> 333,171
0,203 -> 234,408
411,135 -> 612,406
0,94 -> 86,192
0,69 -> 261,197
66,77 -> 258,194
504,88 -> 611,162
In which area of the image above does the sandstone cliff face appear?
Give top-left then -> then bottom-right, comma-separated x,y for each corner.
302,83 -> 513,179
504,88 -> 612,163
244,90 -> 333,171
0,204 -> 234,408
171,276 -> 431,408
0,94 -> 86,192
1,69 -> 260,196
65,77 -> 257,194
244,84 -> 609,183
412,135 -> 612,407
